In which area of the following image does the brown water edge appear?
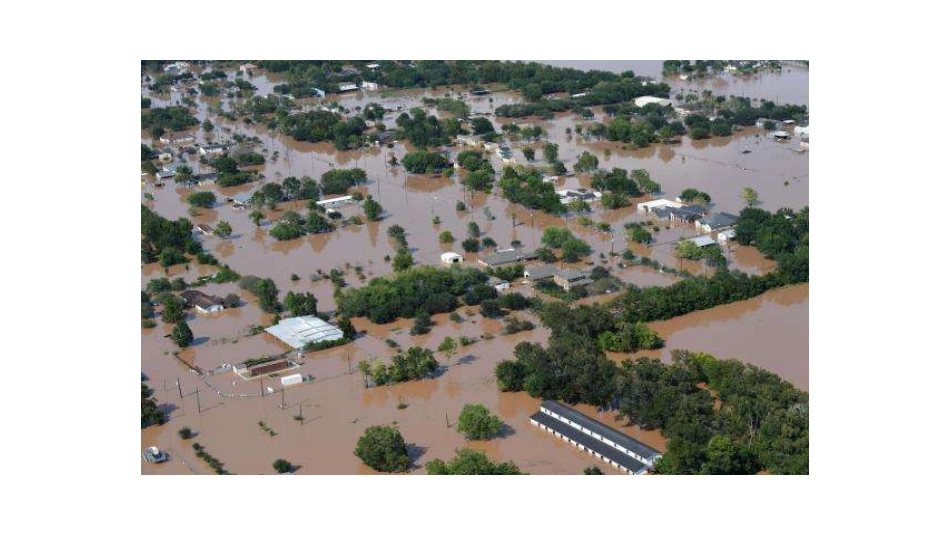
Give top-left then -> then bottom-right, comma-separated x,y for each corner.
142,306 -> 665,475
610,283 -> 809,391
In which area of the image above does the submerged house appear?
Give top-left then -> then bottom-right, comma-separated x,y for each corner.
477,249 -> 538,268
552,269 -> 593,292
696,212 -> 739,233
556,188 -> 602,205
179,289 -> 225,314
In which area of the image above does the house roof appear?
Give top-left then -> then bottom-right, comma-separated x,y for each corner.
524,264 -> 558,280
265,315 -> 344,350
686,235 -> 717,248
555,269 -> 590,281
539,399 -> 661,462
180,289 -> 223,310
530,410 -> 646,474
487,276 -> 506,286
700,212 -> 739,229
480,249 -> 520,266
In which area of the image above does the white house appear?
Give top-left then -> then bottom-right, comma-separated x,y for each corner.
199,143 -> 229,156
338,83 -> 359,92
717,228 -> 736,243
637,198 -> 684,214
180,290 -> 225,314
361,81 -> 379,91
486,276 -> 511,292
312,87 -> 326,97
440,252 -> 463,266
634,96 -> 672,108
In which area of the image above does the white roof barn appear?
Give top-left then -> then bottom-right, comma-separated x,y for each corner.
265,316 -> 344,350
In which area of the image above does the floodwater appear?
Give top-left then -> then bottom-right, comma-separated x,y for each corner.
536,60 -> 809,105
141,61 -> 807,474
631,284 -> 809,391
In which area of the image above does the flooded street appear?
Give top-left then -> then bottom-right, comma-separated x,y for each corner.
142,60 -> 806,474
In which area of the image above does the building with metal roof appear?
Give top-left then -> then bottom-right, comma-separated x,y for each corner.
524,264 -> 558,281
685,235 -> 717,248
530,400 -> 662,474
265,315 -> 344,350
477,249 -> 538,268
696,212 -> 739,233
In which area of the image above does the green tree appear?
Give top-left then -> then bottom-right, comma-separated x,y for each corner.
202,119 -> 214,133
741,187 -> 759,207
354,425 -> 411,472
583,466 -> 604,475
426,449 -> 522,475
574,151 -> 599,173
410,310 -> 432,335
187,191 -> 216,208
249,210 -> 264,226
495,360 -> 527,391
214,220 -> 232,238
522,147 -> 535,161
392,247 -> 414,271
141,383 -> 165,428
700,436 -> 761,475
363,196 -> 383,221
456,404 -> 504,440
541,227 -> 572,249
438,336 -> 458,363
161,295 -> 183,324
439,231 -> 455,243
171,319 -> 194,348
543,142 -> 559,164
272,459 -> 293,474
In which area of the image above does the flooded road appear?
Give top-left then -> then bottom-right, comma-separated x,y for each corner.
142,61 -> 806,473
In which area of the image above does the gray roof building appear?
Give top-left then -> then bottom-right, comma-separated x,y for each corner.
524,264 -> 558,280
698,212 -> 739,231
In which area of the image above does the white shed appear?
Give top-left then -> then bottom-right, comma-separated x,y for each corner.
280,373 -> 304,388
440,252 -> 462,265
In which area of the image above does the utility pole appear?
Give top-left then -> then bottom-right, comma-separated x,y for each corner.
177,378 -> 183,399
281,387 -> 285,409
298,404 -> 303,425
445,413 -> 450,428
195,387 -> 201,413
260,380 -> 264,397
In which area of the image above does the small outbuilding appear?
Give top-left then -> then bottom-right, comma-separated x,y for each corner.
441,252 -> 463,266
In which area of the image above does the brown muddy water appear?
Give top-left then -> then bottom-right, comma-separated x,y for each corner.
142,63 -> 807,474
537,60 -> 809,105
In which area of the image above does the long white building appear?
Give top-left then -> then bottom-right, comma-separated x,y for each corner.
530,400 -> 662,475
